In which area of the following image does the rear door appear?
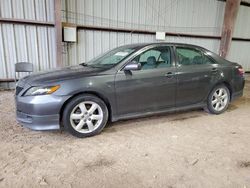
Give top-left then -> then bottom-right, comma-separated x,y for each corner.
115,45 -> 176,116
174,46 -> 218,107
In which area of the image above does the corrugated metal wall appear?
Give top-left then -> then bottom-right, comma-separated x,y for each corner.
0,0 -> 250,80
62,0 -> 250,71
62,0 -> 224,35
228,5 -> 250,71
62,0 -> 225,66
0,0 -> 56,79
65,30 -> 221,66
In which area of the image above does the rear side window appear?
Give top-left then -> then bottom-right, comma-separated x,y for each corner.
176,47 -> 213,65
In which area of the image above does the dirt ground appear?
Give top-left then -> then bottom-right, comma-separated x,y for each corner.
0,76 -> 250,188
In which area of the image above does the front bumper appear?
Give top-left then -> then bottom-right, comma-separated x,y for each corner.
15,94 -> 70,131
16,111 -> 60,130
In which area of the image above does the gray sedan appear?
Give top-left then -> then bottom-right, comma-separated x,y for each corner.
15,43 -> 245,137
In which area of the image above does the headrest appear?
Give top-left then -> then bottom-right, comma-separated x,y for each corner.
181,58 -> 190,65
193,56 -> 203,64
147,56 -> 156,65
161,51 -> 170,61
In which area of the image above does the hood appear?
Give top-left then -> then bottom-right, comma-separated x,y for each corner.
19,65 -> 105,85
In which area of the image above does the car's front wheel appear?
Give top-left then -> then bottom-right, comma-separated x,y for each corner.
206,84 -> 230,114
63,94 -> 108,138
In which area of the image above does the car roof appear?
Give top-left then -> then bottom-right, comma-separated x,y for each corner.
120,42 -> 207,51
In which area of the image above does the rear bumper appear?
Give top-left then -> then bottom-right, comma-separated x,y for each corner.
231,90 -> 244,101
231,76 -> 245,101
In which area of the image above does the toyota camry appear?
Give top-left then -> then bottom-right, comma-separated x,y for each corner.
15,43 -> 245,137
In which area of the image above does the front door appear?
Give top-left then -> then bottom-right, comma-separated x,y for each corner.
115,46 -> 176,116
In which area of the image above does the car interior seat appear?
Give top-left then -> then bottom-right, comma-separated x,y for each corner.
181,57 -> 190,65
193,56 -> 203,64
158,51 -> 171,68
143,56 -> 157,69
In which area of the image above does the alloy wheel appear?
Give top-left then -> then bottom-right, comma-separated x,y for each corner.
211,88 -> 229,112
70,101 -> 104,133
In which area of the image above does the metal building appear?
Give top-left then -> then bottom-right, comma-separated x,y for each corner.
0,0 -> 250,82
0,0 -> 56,80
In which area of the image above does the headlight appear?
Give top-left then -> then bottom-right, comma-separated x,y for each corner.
23,85 -> 60,96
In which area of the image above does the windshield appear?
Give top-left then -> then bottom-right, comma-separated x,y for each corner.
83,46 -> 136,68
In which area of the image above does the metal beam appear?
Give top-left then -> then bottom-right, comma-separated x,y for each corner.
54,0 -> 63,67
73,23 -> 222,40
0,79 -> 15,82
70,23 -> 250,41
219,0 -> 241,58
0,18 -> 54,27
218,0 -> 250,7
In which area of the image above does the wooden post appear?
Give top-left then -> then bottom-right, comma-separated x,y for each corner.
219,0 -> 241,58
54,0 -> 63,67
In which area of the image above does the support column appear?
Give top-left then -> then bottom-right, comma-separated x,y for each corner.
219,0 -> 241,58
54,0 -> 63,67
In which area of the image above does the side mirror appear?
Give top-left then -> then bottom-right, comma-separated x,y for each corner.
124,61 -> 141,71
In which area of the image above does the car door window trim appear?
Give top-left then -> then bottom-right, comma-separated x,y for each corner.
118,45 -> 175,72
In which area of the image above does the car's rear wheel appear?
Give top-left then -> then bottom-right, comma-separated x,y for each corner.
206,84 -> 230,114
63,94 -> 108,138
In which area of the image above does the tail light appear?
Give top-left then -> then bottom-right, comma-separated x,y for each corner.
237,67 -> 244,76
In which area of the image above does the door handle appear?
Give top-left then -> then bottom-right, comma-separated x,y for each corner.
165,72 -> 174,78
211,68 -> 218,73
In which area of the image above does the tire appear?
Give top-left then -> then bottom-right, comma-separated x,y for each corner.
205,84 -> 230,114
62,94 -> 109,138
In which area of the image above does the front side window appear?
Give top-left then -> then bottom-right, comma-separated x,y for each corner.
85,46 -> 136,68
176,47 -> 212,65
133,46 -> 172,70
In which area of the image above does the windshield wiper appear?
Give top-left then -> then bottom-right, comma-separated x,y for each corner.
80,62 -> 100,68
80,62 -> 89,67
80,62 -> 113,69
90,64 -> 113,68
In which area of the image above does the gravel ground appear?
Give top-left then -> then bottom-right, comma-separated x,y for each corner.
0,75 -> 250,188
